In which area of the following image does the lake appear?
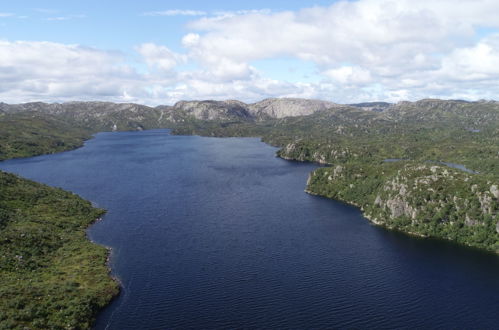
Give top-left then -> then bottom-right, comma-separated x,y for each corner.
1,129 -> 498,329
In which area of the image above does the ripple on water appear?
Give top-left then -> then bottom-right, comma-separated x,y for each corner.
0,130 -> 497,329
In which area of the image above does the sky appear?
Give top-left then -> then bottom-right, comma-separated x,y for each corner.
1,0 -> 499,105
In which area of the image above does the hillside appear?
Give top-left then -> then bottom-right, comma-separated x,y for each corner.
307,162 -> 498,251
1,97 -> 498,253
0,171 -> 118,328
171,98 -> 499,252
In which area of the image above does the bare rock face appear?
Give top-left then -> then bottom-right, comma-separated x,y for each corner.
385,196 -> 416,219
465,214 -> 480,227
172,97 -> 342,121
1,97 -> 340,124
247,98 -> 337,119
478,193 -> 493,214
170,98 -> 337,121
490,185 -> 499,199
333,165 -> 343,178
172,100 -> 251,121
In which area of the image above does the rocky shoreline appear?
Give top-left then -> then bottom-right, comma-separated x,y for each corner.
295,155 -> 498,253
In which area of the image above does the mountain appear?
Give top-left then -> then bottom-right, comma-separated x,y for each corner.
0,101 -> 165,131
247,98 -> 337,118
0,98 -> 339,131
159,97 -> 338,121
4,97 -> 497,130
384,99 -> 499,129
3,97 -> 498,163
166,100 -> 252,121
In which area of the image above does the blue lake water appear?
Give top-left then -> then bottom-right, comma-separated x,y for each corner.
383,159 -> 478,174
1,129 -> 499,329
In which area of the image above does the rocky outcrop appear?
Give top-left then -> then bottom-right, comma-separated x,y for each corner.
2,97 -> 498,128
305,161 -> 499,252
491,185 -> 499,199
385,196 -> 416,219
278,141 -> 353,164
0,98 -> 343,126
172,100 -> 252,121
170,97 -> 338,121
247,98 -> 337,119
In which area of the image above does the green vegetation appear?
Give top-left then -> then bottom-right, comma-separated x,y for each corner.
307,161 -> 498,251
171,99 -> 499,252
0,103 -> 179,329
0,171 -> 119,329
0,112 -> 92,161
0,98 -> 498,328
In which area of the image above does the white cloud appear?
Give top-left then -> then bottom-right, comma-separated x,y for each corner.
142,9 -> 270,18
177,0 -> 499,102
45,14 -> 85,21
0,41 -> 144,103
181,33 -> 200,47
143,10 -> 206,17
438,35 -> 499,81
211,9 -> 271,19
323,66 -> 372,85
0,13 -> 14,17
4,1 -> 499,104
33,8 -> 59,14
136,43 -> 185,72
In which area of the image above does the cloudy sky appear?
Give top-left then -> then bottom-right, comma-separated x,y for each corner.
1,0 -> 499,105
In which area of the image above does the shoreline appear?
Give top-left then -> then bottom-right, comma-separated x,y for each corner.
86,216 -> 123,328
0,170 -> 120,329
2,127 -> 497,327
303,175 -> 499,255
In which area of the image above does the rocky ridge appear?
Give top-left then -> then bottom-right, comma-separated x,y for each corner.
0,97 -> 339,125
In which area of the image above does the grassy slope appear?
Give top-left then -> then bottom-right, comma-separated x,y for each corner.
0,112 -> 124,329
0,171 -> 119,329
0,112 -> 93,161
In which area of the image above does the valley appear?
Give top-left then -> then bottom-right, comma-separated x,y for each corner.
0,97 -> 498,328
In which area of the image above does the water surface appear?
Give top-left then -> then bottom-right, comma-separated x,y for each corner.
383,158 -> 478,173
1,130 -> 498,329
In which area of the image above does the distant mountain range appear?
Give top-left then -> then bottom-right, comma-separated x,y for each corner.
1,98 -> 498,133
0,98 -> 338,124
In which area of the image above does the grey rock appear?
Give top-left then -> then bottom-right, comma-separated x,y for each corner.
172,100 -> 251,121
247,98 -> 336,119
490,185 -> 499,199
